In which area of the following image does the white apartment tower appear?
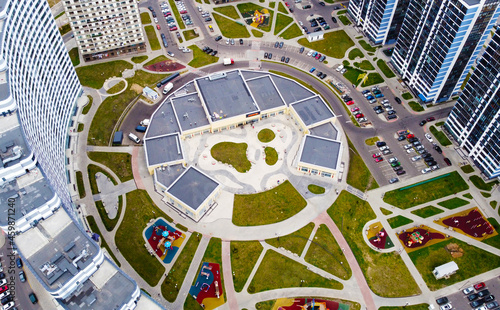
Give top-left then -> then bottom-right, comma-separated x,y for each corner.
63,0 -> 145,62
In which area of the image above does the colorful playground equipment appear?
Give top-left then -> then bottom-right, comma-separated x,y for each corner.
189,262 -> 224,310
145,219 -> 185,264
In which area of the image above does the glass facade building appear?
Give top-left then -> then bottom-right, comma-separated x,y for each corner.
445,28 -> 500,179
391,0 -> 500,103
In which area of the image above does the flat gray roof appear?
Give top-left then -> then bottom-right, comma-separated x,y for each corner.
146,99 -> 180,139
0,123 -> 32,167
16,210 -> 99,290
59,258 -> 137,310
0,69 -> 10,104
292,96 -> 335,127
309,122 -> 338,140
0,171 -> 55,226
174,81 -> 197,95
145,134 -> 183,166
247,76 -> 286,111
197,71 -> 257,121
172,93 -> 210,132
270,75 -> 314,105
300,135 -> 341,170
155,164 -> 185,189
241,70 -> 265,80
167,166 -> 219,211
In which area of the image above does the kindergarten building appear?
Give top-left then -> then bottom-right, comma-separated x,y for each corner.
144,69 -> 345,221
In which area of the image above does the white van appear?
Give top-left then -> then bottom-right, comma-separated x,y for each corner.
163,82 -> 174,95
128,133 -> 141,144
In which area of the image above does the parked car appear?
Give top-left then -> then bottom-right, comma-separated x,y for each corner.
389,177 -> 399,184
426,116 -> 436,122
346,101 -> 355,105
434,145 -> 443,154
309,67 -> 316,73
388,115 -> 397,120
375,157 -> 383,163
395,97 -> 402,104
379,146 -> 389,151
376,141 -> 386,147
425,133 -> 433,142
444,158 -> 452,166
478,290 -> 490,298
331,17 -> 337,23
396,170 -> 406,175
215,35 -> 222,41
440,304 -> 452,310
419,120 -> 427,126
463,287 -> 474,295
19,271 -> 25,283
366,95 -> 375,100
391,162 -> 400,167
16,258 -> 22,268
411,155 -> 422,161
486,301 -> 499,309
372,153 -> 381,158
421,168 -> 431,174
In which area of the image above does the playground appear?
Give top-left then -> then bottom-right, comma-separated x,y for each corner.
366,222 -> 394,249
188,262 -> 224,310
397,226 -> 447,252
144,218 -> 185,264
144,60 -> 186,72
272,297 -> 350,310
440,207 -> 497,240
242,9 -> 271,28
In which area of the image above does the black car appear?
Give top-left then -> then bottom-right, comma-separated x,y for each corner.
281,56 -> 286,62
0,273 -> 5,279
388,114 -> 397,119
419,120 -> 427,126
428,161 -> 437,166
409,137 -> 419,143
320,73 -> 327,79
388,110 -> 397,115
152,11 -> 157,18
275,41 -> 279,48
423,153 -> 432,158
373,106 -> 382,111
206,48 -> 213,54
311,21 -> 318,27
279,42 -> 284,48
444,158 -> 452,166
376,141 -> 386,147
484,295 -> 495,302
211,51 -> 218,56
215,35 -> 222,41
202,46 -> 209,51
299,47 -> 305,53
1,296 -> 12,305
396,170 -> 406,175
393,166 -> 403,171
331,17 -> 337,23
268,52 -> 272,59
303,4 -> 312,9
436,297 -> 449,305
397,135 -> 406,141
285,57 -> 290,63
148,6 -> 154,11
479,290 -> 490,298
317,71 -> 323,77
424,157 -> 434,162
434,145 -> 443,154
239,39 -> 243,45
471,299 -> 485,308
343,97 -> 352,102
395,97 -> 402,104
264,52 -> 268,58
205,17 -> 212,22
319,1 -> 325,5
314,27 -> 322,32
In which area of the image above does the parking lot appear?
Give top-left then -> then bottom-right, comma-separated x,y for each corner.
437,278 -> 500,310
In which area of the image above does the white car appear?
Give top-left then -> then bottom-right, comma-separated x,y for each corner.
226,39 -> 230,45
425,133 -> 433,142
154,18 -> 158,24
336,64 -> 344,72
388,157 -> 398,163
440,304 -> 452,310
0,279 -> 7,286
182,48 -> 192,53
341,68 -> 347,74
299,21 -> 303,26
167,51 -> 175,57
421,167 -> 431,174
431,165 -> 440,171
406,148 -> 415,153
379,146 -> 389,151
463,286 -> 474,295
404,144 -> 413,149
307,50 -> 315,56
0,291 -> 10,299
411,155 -> 422,161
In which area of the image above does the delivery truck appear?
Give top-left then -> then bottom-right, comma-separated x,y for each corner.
223,58 -> 234,65
162,82 -> 174,94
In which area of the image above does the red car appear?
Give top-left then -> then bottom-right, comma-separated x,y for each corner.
375,157 -> 383,162
407,134 -> 415,139
351,107 -> 359,112
285,2 -> 290,6
474,282 -> 486,290
156,25 -> 161,30
355,113 -> 364,118
426,116 -> 435,122
0,285 -> 8,293
372,153 -> 381,158
170,26 -> 177,31
346,100 -> 355,105
315,53 -> 321,60
180,10 -> 187,14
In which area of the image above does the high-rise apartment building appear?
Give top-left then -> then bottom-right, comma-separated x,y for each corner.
63,0 -> 145,62
347,0 -> 410,45
391,0 -> 500,103
445,28 -> 500,179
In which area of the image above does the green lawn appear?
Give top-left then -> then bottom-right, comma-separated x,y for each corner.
482,192 -> 492,198
231,241 -> 264,292
408,101 -> 425,112
304,224 -> 352,280
328,191 -> 421,297
168,0 -> 185,29
266,223 -> 315,255
269,1 -> 276,8
409,238 -> 500,290
358,40 -> 376,52
82,95 -> 93,115
213,5 -> 240,19
463,193 -> 473,199
106,81 -> 125,94
274,13 -> 293,35
490,201 -> 497,209
78,123 -> 83,132
131,56 -> 148,64
187,45 -> 219,68
182,29 -> 199,41
470,175 -> 498,191
429,126 -> 452,146
252,29 -> 265,37
308,184 -> 325,194
88,164 -> 117,195
298,30 -> 354,59
59,24 -> 71,36
281,23 -> 303,39
76,171 -> 86,199
437,197 -> 470,210
87,152 -> 133,182
192,238 -> 227,302
365,137 -> 380,146
264,147 -> 278,165
411,206 -> 444,218
346,136 -> 379,191
211,142 -> 251,172
401,92 -> 413,100
348,48 -> 364,60
144,55 -> 168,67
145,25 -> 161,50
115,190 -> 168,286
248,250 -> 342,293
75,60 -> 133,89
86,216 -> 121,267
161,232 -> 201,301
379,305 -> 429,310
377,60 -> 396,78
278,2 -> 288,14
354,60 -> 375,70
343,66 -> 366,86
140,12 -> 151,24
233,180 -> 307,226
361,72 -> 384,87
258,128 -> 275,142
460,165 -> 475,173
213,13 -> 250,38
338,15 -> 351,25
256,300 -> 275,310
383,172 -> 469,209
94,197 -> 122,232
484,218 -> 500,249
69,48 -> 80,66
387,215 -> 414,229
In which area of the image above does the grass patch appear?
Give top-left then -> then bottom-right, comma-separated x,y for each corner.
269,1 -> 276,8
213,13 -> 251,38
387,215 -> 413,229
411,206 -> 444,218
338,15 -> 351,25
77,123 -> 84,132
274,13 -> 293,35
116,190 -> 168,286
436,121 -> 445,126
461,72 -> 472,90
408,101 -> 425,112
298,30 -> 354,59
490,201 -> 497,209
168,0 -> 185,30
281,23 -> 303,39
192,238 -> 226,302
88,164 -> 117,195
461,165 -> 474,173
59,24 -> 71,36
429,126 -> 452,146
308,184 -> 325,194
182,29 -> 199,41
482,192 -> 492,198
383,172 -> 469,209
233,180 -> 307,226
266,223 -> 314,255
107,80 -> 126,94
82,95 -> 93,115
213,5 -> 240,19
86,216 -> 121,267
140,12 -> 152,24
176,223 -> 188,232
409,238 -> 500,290
365,137 -> 379,145
278,2 -> 288,14
437,197 -> 470,210
337,9 -> 347,14
361,72 -> 384,87
69,48 -> 80,66
95,198 -> 122,232
131,56 -> 148,64
144,55 -> 168,67
54,11 -> 65,19
379,305 -> 429,310
231,241 -> 264,292
343,65 -> 366,86
145,25 -> 161,50
188,45 -> 219,68
258,128 -> 275,142
87,152 -> 133,182
264,147 -> 278,165
377,60 -> 396,78
463,193 -> 473,199
76,171 -> 86,199
211,142 -> 251,173
161,232 -> 201,302
470,175 -> 498,191
75,60 -> 133,89
328,191 -> 420,297
248,249 -> 342,293
354,60 -> 375,70
346,135 -> 379,191
381,208 -> 392,215
484,218 -> 500,249
252,29 -> 264,37
401,92 -> 413,100
256,301 -> 275,310
184,295 -> 202,309
358,40 -> 376,52
305,224 -> 352,279
348,48 -> 364,60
